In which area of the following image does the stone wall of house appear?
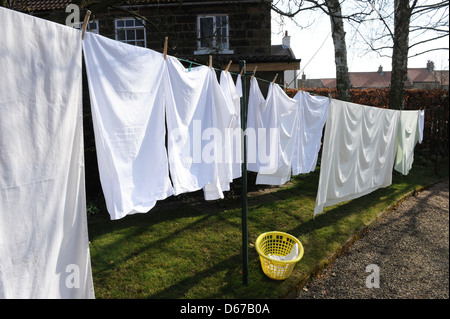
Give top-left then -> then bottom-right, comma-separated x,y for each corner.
95,1 -> 271,59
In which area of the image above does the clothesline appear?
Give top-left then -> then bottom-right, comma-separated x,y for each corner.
176,57 -> 280,86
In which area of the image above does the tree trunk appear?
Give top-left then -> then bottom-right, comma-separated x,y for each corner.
325,0 -> 351,102
389,0 -> 411,110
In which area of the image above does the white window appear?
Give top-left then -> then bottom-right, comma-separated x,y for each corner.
115,18 -> 146,47
195,15 -> 233,55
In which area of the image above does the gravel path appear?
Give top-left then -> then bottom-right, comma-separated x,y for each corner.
297,179 -> 449,299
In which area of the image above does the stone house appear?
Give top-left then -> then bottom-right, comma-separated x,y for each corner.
10,0 -> 301,94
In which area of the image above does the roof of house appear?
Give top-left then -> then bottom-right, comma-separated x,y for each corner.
408,68 -> 449,85
319,67 -> 448,88
11,0 -> 250,11
271,45 -> 296,58
11,0 -> 72,11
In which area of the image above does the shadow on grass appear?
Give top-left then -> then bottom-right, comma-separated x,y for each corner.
87,157 -> 449,299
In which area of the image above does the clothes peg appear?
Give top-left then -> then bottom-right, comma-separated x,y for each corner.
209,55 -> 213,69
164,37 -> 168,60
81,10 -> 91,40
251,66 -> 258,80
239,67 -> 244,76
272,73 -> 279,84
225,60 -> 232,73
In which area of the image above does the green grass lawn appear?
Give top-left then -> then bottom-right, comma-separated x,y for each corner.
87,154 -> 449,299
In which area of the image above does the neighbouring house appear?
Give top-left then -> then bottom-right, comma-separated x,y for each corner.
299,61 -> 449,90
9,0 -> 301,94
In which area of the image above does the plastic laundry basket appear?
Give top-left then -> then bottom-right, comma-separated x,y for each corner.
255,231 -> 304,280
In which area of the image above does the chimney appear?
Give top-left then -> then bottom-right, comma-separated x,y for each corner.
282,31 -> 291,49
378,65 -> 384,75
427,60 -> 434,72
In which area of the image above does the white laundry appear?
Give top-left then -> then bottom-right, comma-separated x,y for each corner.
246,78 -> 278,173
394,110 -> 422,175
256,83 -> 299,185
0,7 -> 94,298
83,32 -> 174,220
419,109 -> 425,143
165,57 -> 234,200
292,91 -> 330,175
204,70 -> 236,200
268,243 -> 299,261
235,74 -> 243,99
220,71 -> 242,180
314,99 -> 400,216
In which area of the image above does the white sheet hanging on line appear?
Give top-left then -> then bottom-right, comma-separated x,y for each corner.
246,78 -> 277,173
235,74 -> 243,99
255,83 -> 299,185
394,110 -> 422,175
0,7 -> 94,298
292,91 -> 330,175
220,71 -> 242,180
419,109 -> 424,143
83,33 -> 174,220
165,57 -> 234,200
314,99 -> 400,216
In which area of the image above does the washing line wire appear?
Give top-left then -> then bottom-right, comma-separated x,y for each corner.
176,57 -> 280,86
286,31 -> 331,88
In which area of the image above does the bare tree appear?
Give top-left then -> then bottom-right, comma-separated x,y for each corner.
353,0 -> 449,109
325,0 -> 352,101
266,0 -> 373,101
390,0 -> 413,110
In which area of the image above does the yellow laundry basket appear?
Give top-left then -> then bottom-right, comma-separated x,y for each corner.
255,231 -> 304,280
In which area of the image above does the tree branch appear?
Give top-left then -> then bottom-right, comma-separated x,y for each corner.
408,47 -> 449,58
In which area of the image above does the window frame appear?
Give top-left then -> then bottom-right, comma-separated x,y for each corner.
114,17 -> 147,48
195,15 -> 233,55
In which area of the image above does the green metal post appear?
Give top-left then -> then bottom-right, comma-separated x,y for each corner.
239,60 -> 248,285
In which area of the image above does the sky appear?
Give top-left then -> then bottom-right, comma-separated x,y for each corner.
271,7 -> 449,80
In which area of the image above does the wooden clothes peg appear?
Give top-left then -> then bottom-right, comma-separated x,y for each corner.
164,37 -> 168,60
272,73 -> 279,84
225,60 -> 232,73
251,66 -> 258,80
81,10 -> 91,40
209,55 -> 213,69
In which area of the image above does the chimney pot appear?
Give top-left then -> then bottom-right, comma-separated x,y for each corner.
282,31 -> 291,49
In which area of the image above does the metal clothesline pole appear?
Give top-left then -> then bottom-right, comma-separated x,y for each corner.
239,60 -> 248,286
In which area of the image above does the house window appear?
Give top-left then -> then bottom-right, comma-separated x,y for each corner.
115,18 -> 146,47
195,15 -> 233,55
